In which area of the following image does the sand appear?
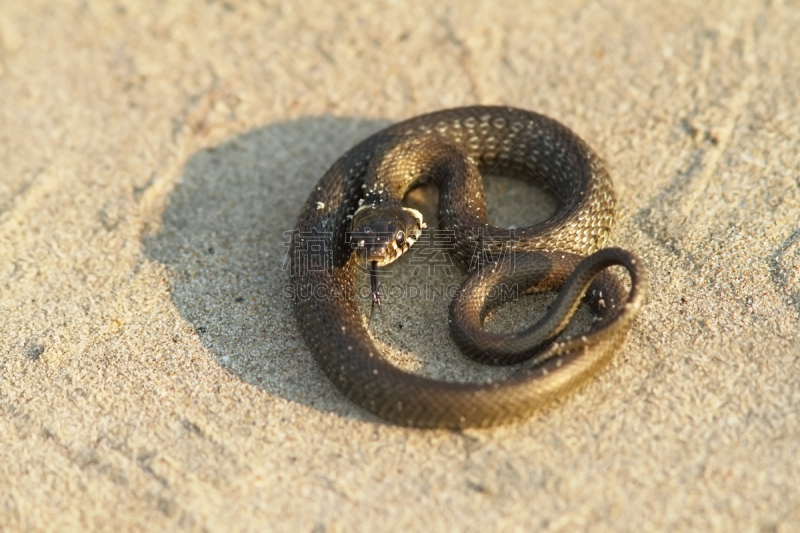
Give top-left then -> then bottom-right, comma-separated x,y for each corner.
1,1 -> 799,531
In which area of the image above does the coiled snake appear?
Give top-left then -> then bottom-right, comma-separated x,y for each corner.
288,106 -> 647,428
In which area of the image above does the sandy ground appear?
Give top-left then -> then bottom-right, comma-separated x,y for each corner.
2,1 -> 799,531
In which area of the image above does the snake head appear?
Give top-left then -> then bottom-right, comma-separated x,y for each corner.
350,205 -> 425,267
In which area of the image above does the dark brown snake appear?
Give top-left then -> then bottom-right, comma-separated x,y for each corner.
288,106 -> 647,428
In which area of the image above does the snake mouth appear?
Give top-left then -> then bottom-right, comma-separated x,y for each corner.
354,235 -> 416,268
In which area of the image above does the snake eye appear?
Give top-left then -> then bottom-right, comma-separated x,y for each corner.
395,231 -> 405,246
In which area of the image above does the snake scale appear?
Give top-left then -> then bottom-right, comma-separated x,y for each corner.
289,106 -> 647,428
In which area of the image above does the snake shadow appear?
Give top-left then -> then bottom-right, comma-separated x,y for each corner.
143,115 -> 395,423
143,114 -> 560,425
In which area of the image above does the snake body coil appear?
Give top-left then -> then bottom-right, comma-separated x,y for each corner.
289,106 -> 647,428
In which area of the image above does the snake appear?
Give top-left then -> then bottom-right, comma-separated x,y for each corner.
288,106 -> 647,429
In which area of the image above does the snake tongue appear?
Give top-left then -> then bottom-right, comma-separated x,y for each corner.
370,260 -> 381,306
